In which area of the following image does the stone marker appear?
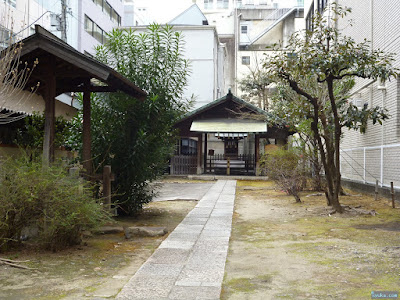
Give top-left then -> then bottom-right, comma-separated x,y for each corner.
95,226 -> 125,235
124,226 -> 168,239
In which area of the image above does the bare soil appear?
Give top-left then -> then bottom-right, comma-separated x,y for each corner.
222,180 -> 400,299
0,200 -> 196,300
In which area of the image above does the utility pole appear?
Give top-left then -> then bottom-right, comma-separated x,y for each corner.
60,0 -> 67,42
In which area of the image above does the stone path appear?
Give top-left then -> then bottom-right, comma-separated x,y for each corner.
116,180 -> 236,300
153,182 -> 214,202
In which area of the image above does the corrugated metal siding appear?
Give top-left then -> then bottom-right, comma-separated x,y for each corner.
337,0 -> 400,185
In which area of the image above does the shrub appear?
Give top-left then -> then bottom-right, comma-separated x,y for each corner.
0,156 -> 109,251
260,148 -> 305,203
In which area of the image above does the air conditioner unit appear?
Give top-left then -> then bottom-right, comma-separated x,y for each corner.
50,13 -> 59,27
352,98 -> 365,109
377,78 -> 386,90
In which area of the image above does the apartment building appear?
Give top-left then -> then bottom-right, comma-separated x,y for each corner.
33,0 -> 123,55
304,0 -> 400,189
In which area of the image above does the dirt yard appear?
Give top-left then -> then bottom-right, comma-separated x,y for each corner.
222,180 -> 400,299
0,200 -> 197,300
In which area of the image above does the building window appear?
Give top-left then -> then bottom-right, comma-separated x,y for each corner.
242,56 -> 250,65
104,1 -> 112,18
236,0 -> 242,7
4,0 -> 16,8
93,0 -> 102,8
111,10 -> 121,25
84,16 -> 94,34
204,0 -> 213,9
0,25 -> 13,49
217,0 -> 229,9
241,25 -> 248,34
92,0 -> 121,26
84,15 -> 106,44
317,0 -> 328,13
181,138 -> 197,155
306,3 -> 314,31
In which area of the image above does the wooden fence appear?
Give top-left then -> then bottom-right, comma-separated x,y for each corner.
171,155 -> 197,175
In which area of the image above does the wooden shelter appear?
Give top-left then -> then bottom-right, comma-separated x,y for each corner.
173,90 -> 290,175
15,25 -> 146,174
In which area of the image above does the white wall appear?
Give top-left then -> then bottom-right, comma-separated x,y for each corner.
175,27 -> 221,108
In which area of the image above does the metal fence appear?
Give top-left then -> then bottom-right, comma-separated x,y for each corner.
340,143 -> 400,189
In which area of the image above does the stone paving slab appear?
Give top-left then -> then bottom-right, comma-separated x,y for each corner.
116,180 -> 236,300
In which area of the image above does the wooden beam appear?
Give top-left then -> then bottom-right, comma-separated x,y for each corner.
82,80 -> 92,176
57,85 -> 117,95
42,59 -> 56,166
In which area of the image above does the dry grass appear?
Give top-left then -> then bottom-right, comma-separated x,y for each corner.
0,200 -> 196,300
223,180 -> 400,300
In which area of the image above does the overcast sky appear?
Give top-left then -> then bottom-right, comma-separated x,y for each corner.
135,0 -> 194,24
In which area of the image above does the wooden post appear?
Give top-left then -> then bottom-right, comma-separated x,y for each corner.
170,156 -> 175,175
197,134 -> 203,174
390,182 -> 395,208
82,82 -> 92,176
103,165 -> 112,212
227,156 -> 230,175
375,180 -> 379,201
255,134 -> 260,176
203,133 -> 208,171
42,64 -> 56,166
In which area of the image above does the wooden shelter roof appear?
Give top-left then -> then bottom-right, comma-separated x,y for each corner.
7,25 -> 147,170
175,90 -> 290,139
20,25 -> 146,100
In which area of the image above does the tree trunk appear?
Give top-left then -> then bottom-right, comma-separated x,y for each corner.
294,194 -> 302,203
327,77 -> 344,213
